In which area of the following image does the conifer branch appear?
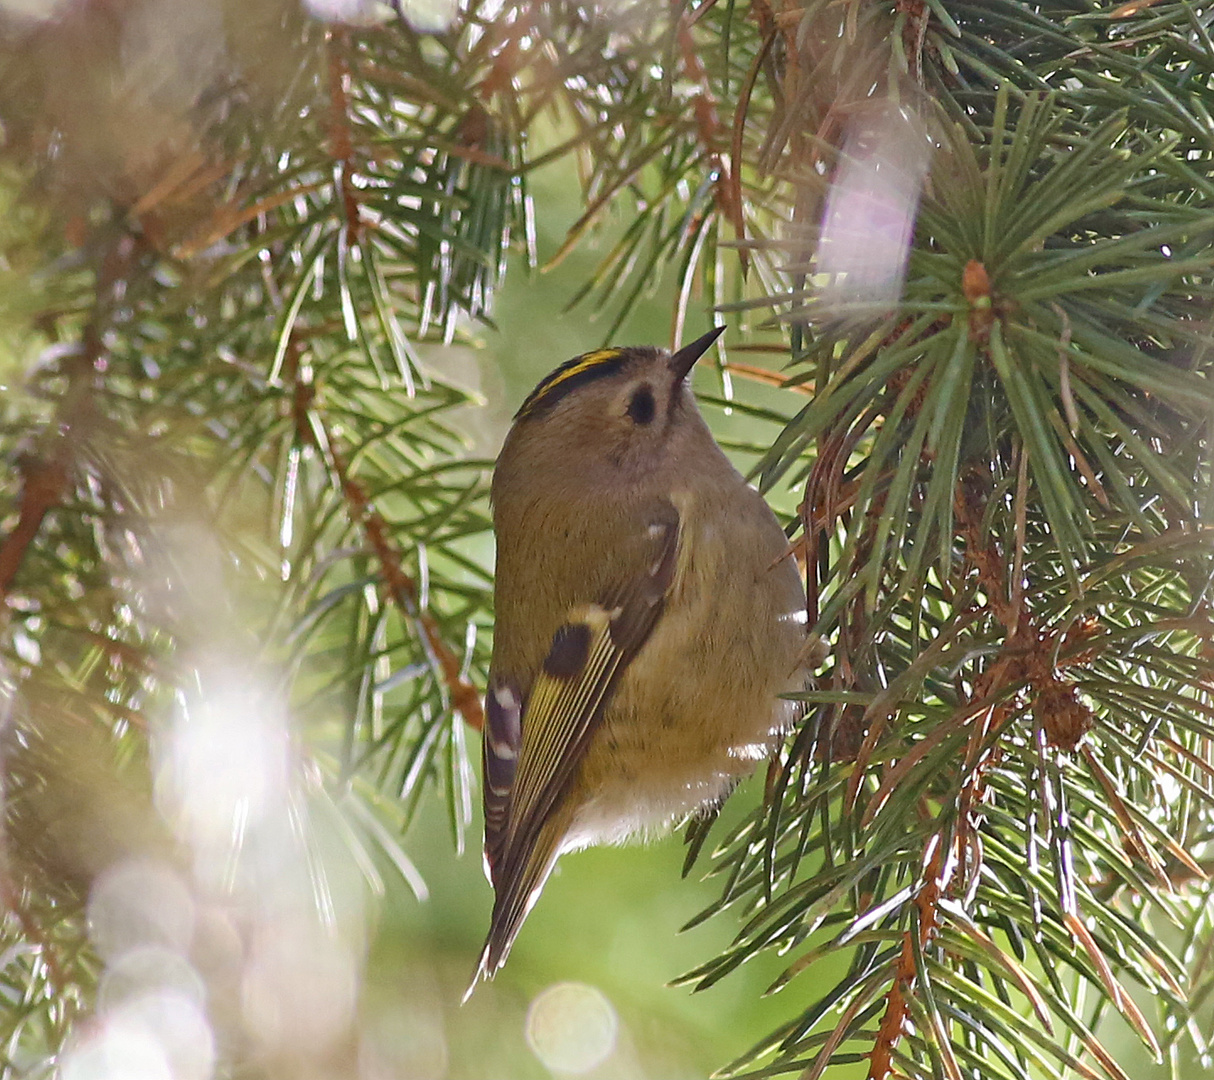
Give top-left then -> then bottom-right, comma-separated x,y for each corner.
286,343 -> 483,732
328,435 -> 484,732
0,233 -> 135,603
674,0 -> 744,249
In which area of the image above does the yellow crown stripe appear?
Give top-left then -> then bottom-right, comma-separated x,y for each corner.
516,348 -> 624,418
568,348 -> 623,372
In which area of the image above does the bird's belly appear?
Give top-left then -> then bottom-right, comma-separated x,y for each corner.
565,573 -> 804,849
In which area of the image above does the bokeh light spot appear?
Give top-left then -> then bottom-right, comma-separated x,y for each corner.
525,982 -> 619,1075
157,672 -> 291,861
88,859 -> 195,961
241,919 -> 359,1054
303,0 -> 457,30
99,944 -> 207,1012
816,104 -> 931,313
60,990 -> 214,1080
0,0 -> 71,19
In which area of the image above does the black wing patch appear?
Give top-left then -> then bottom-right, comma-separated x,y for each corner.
542,623 -> 593,679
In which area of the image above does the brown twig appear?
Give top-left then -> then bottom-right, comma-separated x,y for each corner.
0,235 -> 134,604
326,438 -> 484,731
316,40 -> 481,726
868,840 -> 947,1080
281,332 -> 481,731
0,877 -> 70,1002
674,2 -> 746,259
0,457 -> 70,603
475,5 -> 535,102
895,0 -> 931,84
326,29 -> 363,243
863,468 -> 1063,1077
865,658 -> 1013,1080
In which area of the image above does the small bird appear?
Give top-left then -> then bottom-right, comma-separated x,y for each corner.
471,327 -> 809,989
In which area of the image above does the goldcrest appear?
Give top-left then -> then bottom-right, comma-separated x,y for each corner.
471,327 -> 809,989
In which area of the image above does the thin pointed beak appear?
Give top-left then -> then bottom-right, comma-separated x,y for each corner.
668,325 -> 725,382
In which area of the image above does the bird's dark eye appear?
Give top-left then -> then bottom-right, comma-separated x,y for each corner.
626,386 -> 656,425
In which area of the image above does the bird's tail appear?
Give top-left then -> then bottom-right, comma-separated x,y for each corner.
463,815 -> 565,1001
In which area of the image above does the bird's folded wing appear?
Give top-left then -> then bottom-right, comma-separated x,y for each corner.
484,501 -> 681,890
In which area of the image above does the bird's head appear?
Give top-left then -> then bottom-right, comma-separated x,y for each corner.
500,327 -> 725,483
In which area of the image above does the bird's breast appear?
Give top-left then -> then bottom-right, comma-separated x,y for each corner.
567,487 -> 807,847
